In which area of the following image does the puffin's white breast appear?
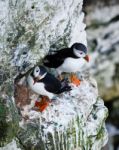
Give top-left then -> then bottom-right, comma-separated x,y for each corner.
57,57 -> 86,74
27,75 -> 54,99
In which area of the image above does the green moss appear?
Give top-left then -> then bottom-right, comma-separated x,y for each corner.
96,127 -> 105,140
0,99 -> 8,146
28,34 -> 36,48
0,96 -> 19,147
44,5 -> 51,12
49,20 -> 71,51
86,137 -> 93,150
17,116 -> 83,150
0,102 -> 6,119
86,20 -> 108,29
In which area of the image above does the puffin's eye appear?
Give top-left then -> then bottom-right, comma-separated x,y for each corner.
80,52 -> 83,54
36,70 -> 39,72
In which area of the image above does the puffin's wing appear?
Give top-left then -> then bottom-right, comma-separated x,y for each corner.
42,73 -> 61,93
43,54 -> 64,68
43,48 -> 71,68
43,74 -> 72,94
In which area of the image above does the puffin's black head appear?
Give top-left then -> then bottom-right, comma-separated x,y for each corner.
71,43 -> 89,61
33,66 -> 47,82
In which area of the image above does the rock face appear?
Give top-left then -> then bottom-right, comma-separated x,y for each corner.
84,2 -> 119,149
85,4 -> 119,101
0,0 -> 108,150
1,77 -> 108,150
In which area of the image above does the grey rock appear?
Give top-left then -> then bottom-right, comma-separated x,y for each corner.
86,4 -> 119,101
0,0 -> 108,149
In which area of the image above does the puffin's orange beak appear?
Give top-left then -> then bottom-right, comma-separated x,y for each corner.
33,76 -> 42,84
33,78 -> 37,85
33,77 -> 39,85
84,55 -> 89,62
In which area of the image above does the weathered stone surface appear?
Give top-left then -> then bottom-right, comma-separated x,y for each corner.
84,1 -> 119,149
0,0 -> 108,149
0,90 -> 19,147
1,77 -> 108,150
85,4 -> 119,101
18,81 -> 107,150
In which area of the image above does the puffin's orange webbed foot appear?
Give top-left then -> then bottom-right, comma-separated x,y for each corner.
70,74 -> 81,86
35,96 -> 50,112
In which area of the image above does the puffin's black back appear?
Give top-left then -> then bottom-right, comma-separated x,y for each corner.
39,73 -> 62,93
38,73 -> 71,94
43,47 -> 78,68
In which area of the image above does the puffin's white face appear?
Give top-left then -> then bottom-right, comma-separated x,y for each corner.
73,48 -> 86,58
33,66 -> 40,77
33,66 -> 47,81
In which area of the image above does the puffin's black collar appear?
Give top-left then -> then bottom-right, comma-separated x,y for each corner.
31,71 -> 35,79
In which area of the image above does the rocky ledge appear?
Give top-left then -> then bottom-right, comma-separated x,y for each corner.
1,74 -> 108,150
0,0 -> 108,149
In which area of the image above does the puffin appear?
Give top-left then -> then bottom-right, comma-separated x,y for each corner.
43,43 -> 89,86
27,66 -> 71,112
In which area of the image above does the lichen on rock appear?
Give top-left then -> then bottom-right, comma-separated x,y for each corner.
13,78 -> 108,150
0,0 -> 108,149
